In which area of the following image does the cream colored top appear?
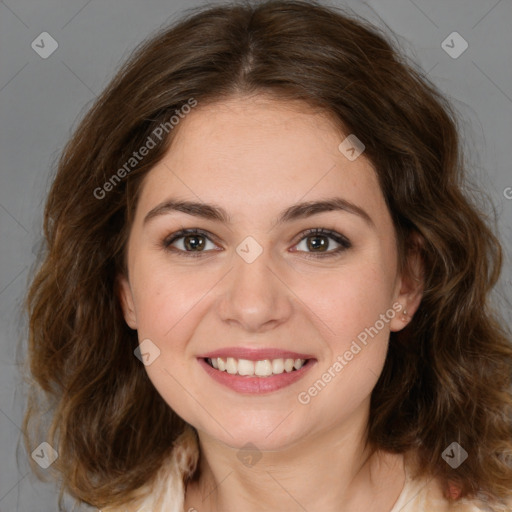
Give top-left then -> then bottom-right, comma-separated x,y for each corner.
102,427 -> 512,512
388,460 -> 511,512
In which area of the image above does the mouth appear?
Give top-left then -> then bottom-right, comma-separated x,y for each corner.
198,353 -> 317,394
197,348 -> 317,393
204,356 -> 312,377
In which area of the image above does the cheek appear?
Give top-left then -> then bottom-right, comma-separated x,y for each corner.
293,255 -> 395,348
130,260 -> 213,415
294,265 -> 393,415
133,267 -> 210,344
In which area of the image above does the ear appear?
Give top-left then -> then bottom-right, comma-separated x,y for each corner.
116,273 -> 138,330
389,232 -> 424,332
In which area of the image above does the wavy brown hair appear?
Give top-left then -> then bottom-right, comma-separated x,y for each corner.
22,0 -> 512,510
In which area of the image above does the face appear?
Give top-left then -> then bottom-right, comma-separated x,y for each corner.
118,94 -> 421,452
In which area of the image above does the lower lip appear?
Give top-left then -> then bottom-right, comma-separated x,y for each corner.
198,358 -> 316,394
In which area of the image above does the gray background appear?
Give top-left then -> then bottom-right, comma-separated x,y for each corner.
1,0 -> 511,511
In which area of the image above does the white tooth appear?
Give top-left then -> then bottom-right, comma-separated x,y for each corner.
284,359 -> 294,372
272,358 -> 285,374
226,357 -> 238,374
255,359 -> 273,377
238,359 -> 255,376
212,357 -> 307,376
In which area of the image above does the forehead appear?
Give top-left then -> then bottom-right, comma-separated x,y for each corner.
135,95 -> 386,228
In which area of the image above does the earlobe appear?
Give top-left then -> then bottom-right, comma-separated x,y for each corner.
116,274 -> 138,330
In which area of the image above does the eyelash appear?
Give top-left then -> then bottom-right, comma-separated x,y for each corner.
162,227 -> 352,259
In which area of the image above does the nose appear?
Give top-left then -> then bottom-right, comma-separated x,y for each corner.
217,248 -> 294,333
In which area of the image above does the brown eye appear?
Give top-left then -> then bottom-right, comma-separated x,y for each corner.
163,229 -> 220,256
293,228 -> 351,257
181,234 -> 206,251
305,234 -> 330,252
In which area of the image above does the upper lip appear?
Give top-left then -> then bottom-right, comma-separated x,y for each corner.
198,347 -> 315,361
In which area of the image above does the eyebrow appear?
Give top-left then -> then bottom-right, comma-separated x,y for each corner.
143,197 -> 375,228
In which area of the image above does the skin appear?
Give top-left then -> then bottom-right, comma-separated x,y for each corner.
118,94 -> 424,512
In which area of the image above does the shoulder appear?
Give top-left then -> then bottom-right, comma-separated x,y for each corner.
100,425 -> 199,512
390,456 -> 512,512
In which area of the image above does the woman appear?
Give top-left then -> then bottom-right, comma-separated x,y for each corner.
23,1 -> 512,511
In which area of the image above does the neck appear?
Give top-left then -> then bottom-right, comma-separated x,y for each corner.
184,403 -> 406,512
